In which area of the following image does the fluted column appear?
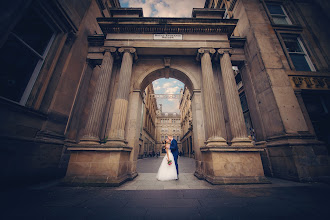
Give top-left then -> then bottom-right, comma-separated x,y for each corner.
198,48 -> 227,147
107,47 -> 136,146
218,49 -> 252,146
80,48 -> 116,144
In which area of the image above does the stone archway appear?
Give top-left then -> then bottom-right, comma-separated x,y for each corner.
63,7 -> 269,186
125,64 -> 206,180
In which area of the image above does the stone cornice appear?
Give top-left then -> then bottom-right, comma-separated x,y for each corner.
97,17 -> 238,36
88,34 -> 105,46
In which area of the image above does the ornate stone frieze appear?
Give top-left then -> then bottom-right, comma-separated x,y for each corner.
289,75 -> 330,90
97,17 -> 238,35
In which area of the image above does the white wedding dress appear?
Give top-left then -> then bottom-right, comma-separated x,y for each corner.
156,146 -> 177,181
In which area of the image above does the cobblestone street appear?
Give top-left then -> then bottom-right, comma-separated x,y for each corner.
1,156 -> 330,219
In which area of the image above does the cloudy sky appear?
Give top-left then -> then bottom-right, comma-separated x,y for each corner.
152,79 -> 184,113
119,0 -> 205,17
119,0 -> 202,113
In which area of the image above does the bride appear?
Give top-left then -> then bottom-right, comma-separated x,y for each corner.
156,138 -> 178,181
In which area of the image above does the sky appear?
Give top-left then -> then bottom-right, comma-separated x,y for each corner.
119,0 -> 205,17
119,0 -> 202,113
152,78 -> 184,113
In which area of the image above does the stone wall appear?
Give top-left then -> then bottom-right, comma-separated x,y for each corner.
229,0 -> 330,181
0,0 -> 106,186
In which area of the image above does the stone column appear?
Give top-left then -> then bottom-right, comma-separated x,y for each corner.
107,47 -> 136,146
80,48 -> 116,145
198,48 -> 227,147
218,49 -> 252,146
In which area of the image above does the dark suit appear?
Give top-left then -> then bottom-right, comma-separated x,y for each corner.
170,139 -> 179,175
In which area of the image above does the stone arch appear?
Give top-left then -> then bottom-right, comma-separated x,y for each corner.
134,66 -> 199,94
125,64 -> 205,177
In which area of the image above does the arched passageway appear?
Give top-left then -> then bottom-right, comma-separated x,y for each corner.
125,64 -> 206,181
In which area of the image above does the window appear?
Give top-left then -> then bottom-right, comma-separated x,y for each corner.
281,34 -> 315,71
239,92 -> 255,140
0,7 -> 55,104
266,3 -> 291,25
233,66 -> 242,90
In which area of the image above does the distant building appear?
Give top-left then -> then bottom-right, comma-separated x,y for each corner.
155,109 -> 181,154
140,84 -> 157,158
180,87 -> 193,158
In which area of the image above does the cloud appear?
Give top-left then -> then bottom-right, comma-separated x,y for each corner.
154,86 -> 161,91
162,99 -> 180,113
165,86 -> 180,94
151,78 -> 184,113
162,82 -> 172,88
120,0 -> 205,17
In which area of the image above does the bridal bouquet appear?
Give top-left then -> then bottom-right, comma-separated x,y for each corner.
167,160 -> 172,165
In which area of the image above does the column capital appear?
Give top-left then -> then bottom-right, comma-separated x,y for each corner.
218,48 -> 232,55
197,48 -> 216,61
100,47 -> 116,54
198,48 -> 216,55
118,47 -> 138,60
118,47 -> 136,54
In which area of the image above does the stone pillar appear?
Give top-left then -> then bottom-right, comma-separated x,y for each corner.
80,48 -> 116,144
191,90 -> 206,179
218,49 -> 252,146
125,90 -> 144,179
107,47 -> 136,146
198,48 -> 227,147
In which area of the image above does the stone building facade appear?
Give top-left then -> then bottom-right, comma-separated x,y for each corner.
0,0 -> 329,187
0,0 -> 121,186
139,84 -> 157,158
180,87 -> 194,158
205,0 -> 330,181
155,111 -> 181,154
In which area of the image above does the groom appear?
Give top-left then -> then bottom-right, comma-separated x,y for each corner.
168,135 -> 179,178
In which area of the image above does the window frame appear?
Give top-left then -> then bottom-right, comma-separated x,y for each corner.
265,2 -> 292,25
19,33 -> 56,105
0,6 -> 56,106
278,33 -> 316,72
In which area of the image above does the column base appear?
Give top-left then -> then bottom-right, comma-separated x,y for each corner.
231,137 -> 253,147
79,136 -> 100,145
205,137 -> 228,147
200,146 -> 268,185
62,144 -> 133,186
105,139 -> 128,147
